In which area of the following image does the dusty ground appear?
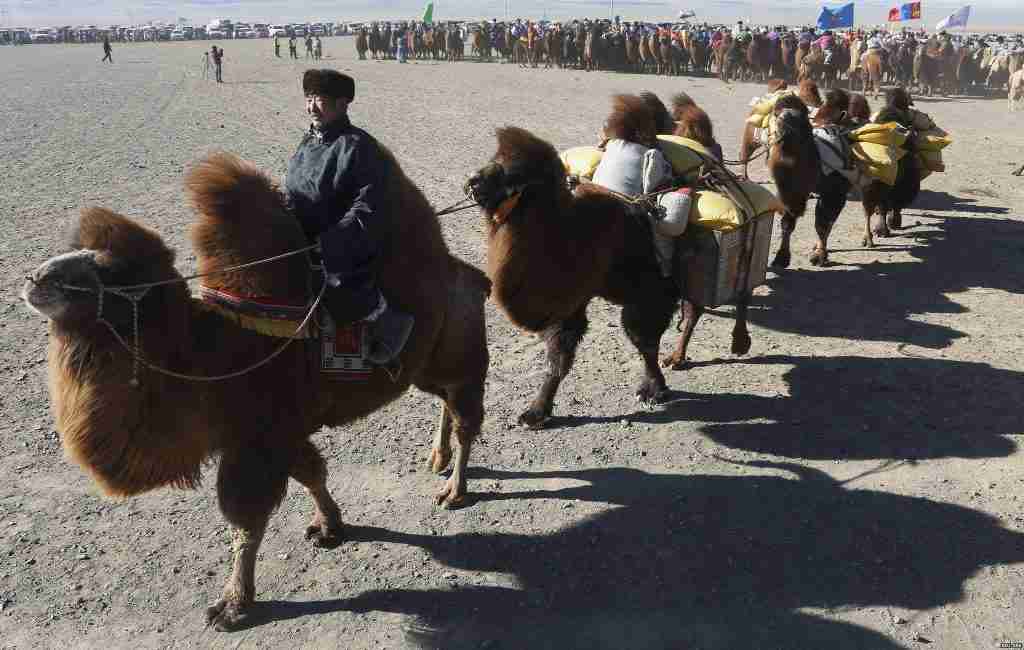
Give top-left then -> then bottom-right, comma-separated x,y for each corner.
1,38 -> 1023,649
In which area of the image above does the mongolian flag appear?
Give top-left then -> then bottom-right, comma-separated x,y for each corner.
888,7 -> 901,21
900,1 -> 922,20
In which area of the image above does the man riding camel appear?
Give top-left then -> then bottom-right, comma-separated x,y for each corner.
284,70 -> 414,365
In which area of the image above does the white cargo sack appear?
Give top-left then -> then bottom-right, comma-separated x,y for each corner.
641,147 -> 674,195
813,125 -> 852,175
655,188 -> 692,237
591,139 -> 647,196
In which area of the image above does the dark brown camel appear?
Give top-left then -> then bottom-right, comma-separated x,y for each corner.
22,152 -> 491,631
465,128 -> 680,426
862,88 -> 922,245
761,95 -> 820,268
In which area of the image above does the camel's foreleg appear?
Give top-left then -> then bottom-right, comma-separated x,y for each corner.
206,448 -> 288,631
771,212 -> 798,269
810,172 -> 851,266
622,281 -> 675,405
518,305 -> 589,429
206,524 -> 266,631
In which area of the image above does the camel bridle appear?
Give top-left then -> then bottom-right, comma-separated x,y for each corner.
44,244 -> 324,386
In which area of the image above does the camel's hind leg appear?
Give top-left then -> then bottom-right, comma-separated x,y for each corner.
428,404 -> 453,474
291,439 -> 344,549
434,381 -> 485,509
519,304 -> 589,429
662,299 -> 705,370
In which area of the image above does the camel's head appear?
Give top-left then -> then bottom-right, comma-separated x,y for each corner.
773,94 -> 811,129
466,126 -> 566,215
885,86 -> 914,111
23,207 -> 177,328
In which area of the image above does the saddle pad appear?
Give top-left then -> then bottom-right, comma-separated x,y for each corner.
199,286 -> 373,380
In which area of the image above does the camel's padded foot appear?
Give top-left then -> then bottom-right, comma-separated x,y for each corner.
518,405 -> 552,430
428,446 -> 452,474
435,477 -> 469,510
731,330 -> 752,356
636,378 -> 669,406
886,212 -> 903,230
206,599 -> 252,632
770,250 -> 791,269
305,519 -> 344,549
661,353 -> 688,370
809,248 -> 829,267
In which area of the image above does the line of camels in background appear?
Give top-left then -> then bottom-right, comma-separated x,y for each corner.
354,22 -> 1023,98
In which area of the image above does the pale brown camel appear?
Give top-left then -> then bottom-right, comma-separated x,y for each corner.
22,152 -> 491,631
862,49 -> 884,99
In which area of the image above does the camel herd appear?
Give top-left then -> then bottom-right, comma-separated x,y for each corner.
354,21 -> 1023,107
22,73 -> 948,630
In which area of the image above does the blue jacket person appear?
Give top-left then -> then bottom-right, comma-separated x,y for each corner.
285,69 -> 414,365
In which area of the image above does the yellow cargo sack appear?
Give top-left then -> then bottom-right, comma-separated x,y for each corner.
745,90 -> 794,125
561,146 -> 604,180
690,180 -> 783,232
849,122 -> 910,186
562,137 -> 710,182
656,135 -> 709,181
911,129 -> 951,153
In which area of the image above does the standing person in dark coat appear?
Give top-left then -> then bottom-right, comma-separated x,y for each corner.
289,36 -> 298,59
101,36 -> 113,62
284,69 -> 414,364
211,45 -> 224,82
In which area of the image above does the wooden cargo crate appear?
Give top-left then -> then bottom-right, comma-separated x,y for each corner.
678,213 -> 775,308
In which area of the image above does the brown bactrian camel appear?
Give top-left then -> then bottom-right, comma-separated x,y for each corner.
744,94 -> 820,269
22,152 -> 491,631
862,48 -> 884,99
862,88 -> 922,245
464,111 -> 686,427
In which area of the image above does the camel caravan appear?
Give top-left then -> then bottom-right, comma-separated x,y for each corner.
23,62 -> 955,627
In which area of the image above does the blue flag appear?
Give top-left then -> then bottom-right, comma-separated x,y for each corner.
817,2 -> 855,30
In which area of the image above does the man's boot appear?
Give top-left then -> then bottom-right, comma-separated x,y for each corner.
361,294 -> 414,365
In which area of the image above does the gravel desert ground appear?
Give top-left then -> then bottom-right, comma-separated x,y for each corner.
1,38 -> 1023,649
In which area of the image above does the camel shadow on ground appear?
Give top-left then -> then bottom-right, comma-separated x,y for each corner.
748,214 -> 1022,349
913,189 -> 1011,213
562,352 -> 1020,461
245,464 -> 1024,649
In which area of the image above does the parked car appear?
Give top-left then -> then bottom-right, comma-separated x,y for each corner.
208,29 -> 226,39
235,28 -> 254,39
270,24 -> 288,37
292,25 -> 306,37
170,30 -> 186,41
31,31 -> 54,43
